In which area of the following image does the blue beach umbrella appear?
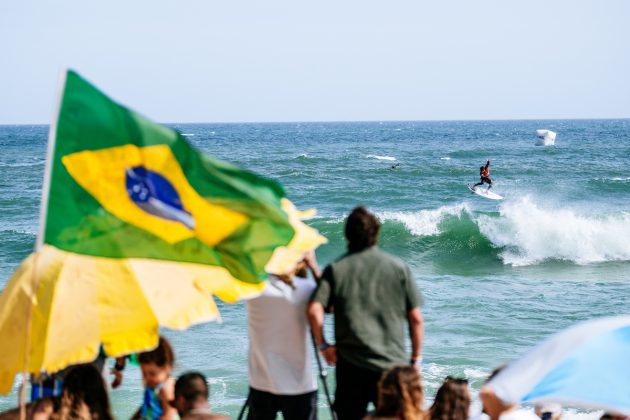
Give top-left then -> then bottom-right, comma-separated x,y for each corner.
489,315 -> 630,415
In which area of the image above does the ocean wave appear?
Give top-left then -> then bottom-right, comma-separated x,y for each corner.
208,377 -> 228,399
292,153 -> 333,163
423,363 -> 488,387
367,198 -> 630,267
478,197 -> 630,266
379,204 -> 469,237
276,170 -> 304,177
366,154 -> 397,161
321,215 -> 346,225
595,176 -> 630,182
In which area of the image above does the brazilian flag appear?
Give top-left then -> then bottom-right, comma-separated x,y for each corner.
41,70 -> 322,284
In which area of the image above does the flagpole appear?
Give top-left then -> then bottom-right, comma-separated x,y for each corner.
20,68 -> 69,420
36,68 -> 67,250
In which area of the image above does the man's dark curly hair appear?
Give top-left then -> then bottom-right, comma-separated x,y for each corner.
345,206 -> 381,252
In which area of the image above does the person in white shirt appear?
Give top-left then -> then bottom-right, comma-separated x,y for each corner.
246,255 -> 321,420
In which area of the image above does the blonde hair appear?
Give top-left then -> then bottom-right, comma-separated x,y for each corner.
374,365 -> 424,420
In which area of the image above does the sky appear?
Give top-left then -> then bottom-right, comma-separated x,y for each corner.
1,1 -> 629,124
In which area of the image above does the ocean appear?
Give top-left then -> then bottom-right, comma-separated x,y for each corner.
1,120 -> 629,419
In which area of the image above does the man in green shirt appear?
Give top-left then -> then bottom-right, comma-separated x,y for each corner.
307,206 -> 424,420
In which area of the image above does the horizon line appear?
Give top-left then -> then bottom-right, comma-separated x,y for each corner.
1,116 -> 629,127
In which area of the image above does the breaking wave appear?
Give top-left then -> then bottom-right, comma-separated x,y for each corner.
379,204 -> 470,237
321,198 -> 630,267
478,197 -> 630,266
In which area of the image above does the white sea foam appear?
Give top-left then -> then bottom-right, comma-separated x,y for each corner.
366,154 -> 397,161
181,133 -> 195,137
440,157 -> 451,160
0,161 -> 45,168
477,197 -> 630,266
379,204 -> 469,237
324,215 -> 346,224
208,377 -> 228,398
377,198 -> 630,266
593,176 -> 630,182
0,226 -> 37,236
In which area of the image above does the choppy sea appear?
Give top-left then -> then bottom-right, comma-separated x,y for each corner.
1,120 -> 629,419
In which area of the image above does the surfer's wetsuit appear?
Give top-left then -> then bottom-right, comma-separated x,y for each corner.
473,160 -> 492,189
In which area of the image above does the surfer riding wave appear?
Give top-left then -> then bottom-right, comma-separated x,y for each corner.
472,160 -> 492,190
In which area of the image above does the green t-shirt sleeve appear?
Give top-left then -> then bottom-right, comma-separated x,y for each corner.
404,264 -> 422,311
310,265 -> 333,307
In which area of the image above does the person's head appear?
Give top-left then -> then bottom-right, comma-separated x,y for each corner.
374,365 -> 424,420
293,260 -> 309,279
535,403 -> 562,420
480,166 -> 485,172
271,259 -> 309,288
172,371 -> 209,416
345,206 -> 381,252
138,336 -> 175,388
430,377 -> 471,420
60,364 -> 113,420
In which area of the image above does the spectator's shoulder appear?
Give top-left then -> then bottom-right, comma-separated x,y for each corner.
324,252 -> 352,272
375,247 -> 409,270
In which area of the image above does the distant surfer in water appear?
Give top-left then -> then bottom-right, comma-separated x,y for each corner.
472,160 -> 492,190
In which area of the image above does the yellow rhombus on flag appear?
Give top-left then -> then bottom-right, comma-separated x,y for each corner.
0,70 -> 327,394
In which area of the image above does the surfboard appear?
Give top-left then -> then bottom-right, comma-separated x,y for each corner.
468,185 -> 503,200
